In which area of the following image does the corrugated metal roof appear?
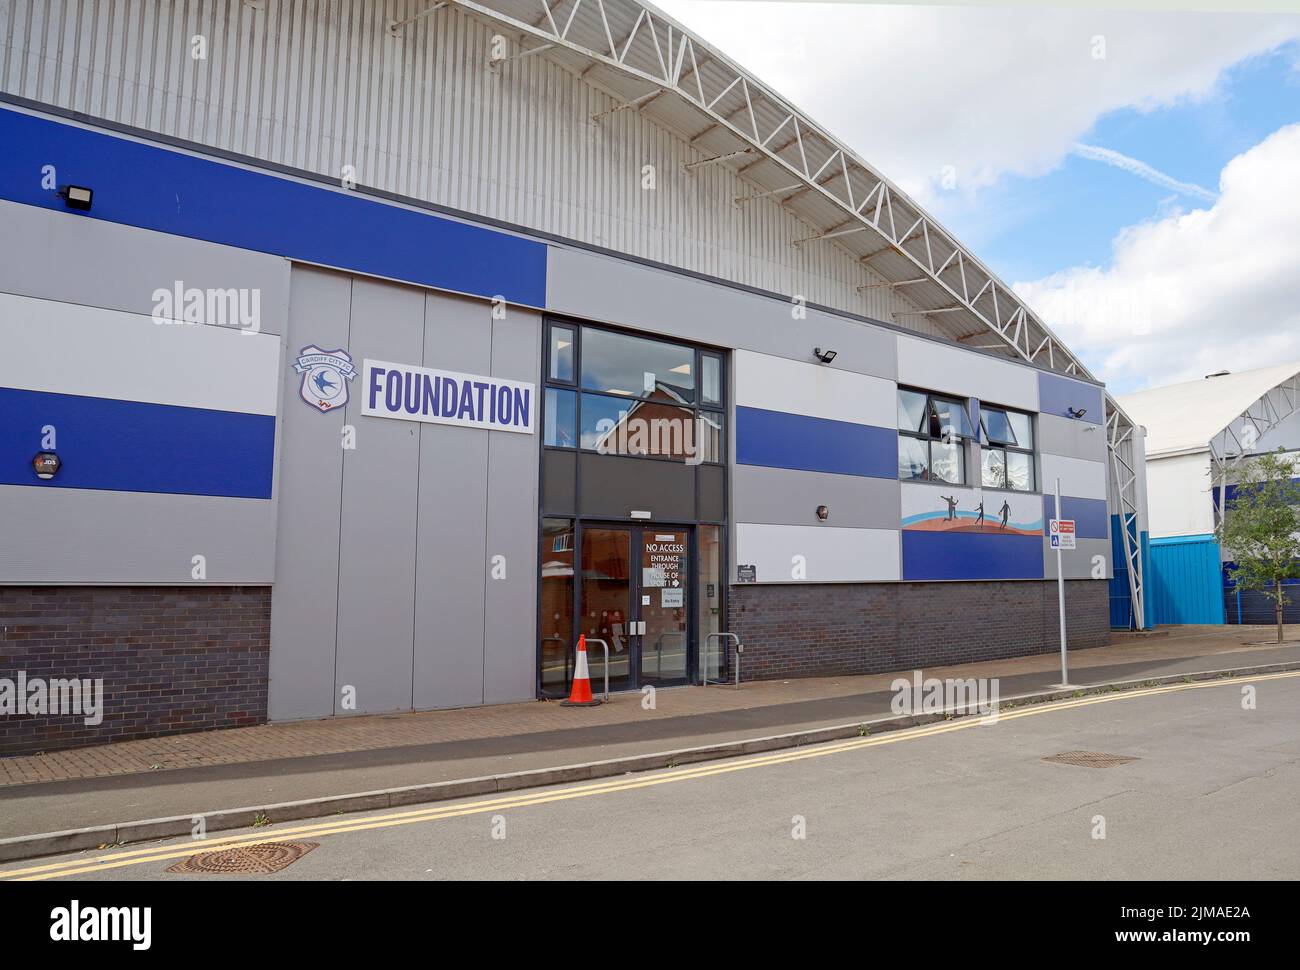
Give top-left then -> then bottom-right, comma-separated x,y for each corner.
1118,362 -> 1300,457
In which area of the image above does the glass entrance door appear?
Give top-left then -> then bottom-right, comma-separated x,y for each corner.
577,524 -> 693,692
580,527 -> 634,692
639,529 -> 690,686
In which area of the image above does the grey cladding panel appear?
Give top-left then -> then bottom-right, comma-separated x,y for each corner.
334,278 -> 424,715
733,465 -> 902,530
413,293 -> 494,710
269,267 -> 351,720
579,453 -> 696,521
0,200 -> 289,334
483,307 -> 543,705
1038,413 -> 1108,463
547,246 -> 897,381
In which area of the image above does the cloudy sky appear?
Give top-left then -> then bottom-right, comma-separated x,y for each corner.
653,1 -> 1300,393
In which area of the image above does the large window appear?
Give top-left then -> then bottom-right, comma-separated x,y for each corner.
897,388 -> 974,485
980,404 -> 1036,492
543,321 -> 725,464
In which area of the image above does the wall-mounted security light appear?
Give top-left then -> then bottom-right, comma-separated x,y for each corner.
32,452 -> 61,480
816,504 -> 830,521
1067,407 -> 1087,420
59,185 -> 93,211
813,348 -> 837,364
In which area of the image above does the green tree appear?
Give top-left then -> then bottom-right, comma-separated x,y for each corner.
1216,450 -> 1300,642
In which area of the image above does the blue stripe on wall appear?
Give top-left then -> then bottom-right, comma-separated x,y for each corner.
1038,372 -> 1103,425
1043,495 -> 1109,539
735,406 -> 896,478
0,387 -> 275,499
0,108 -> 547,306
901,531 -> 1045,581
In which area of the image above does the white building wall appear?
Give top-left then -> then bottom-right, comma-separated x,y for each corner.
1146,451 -> 1214,539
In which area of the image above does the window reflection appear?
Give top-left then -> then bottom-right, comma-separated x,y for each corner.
581,328 -> 696,403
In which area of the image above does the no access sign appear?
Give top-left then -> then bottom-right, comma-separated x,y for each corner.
1049,519 -> 1077,550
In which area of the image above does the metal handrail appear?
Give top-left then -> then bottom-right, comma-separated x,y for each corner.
582,637 -> 611,702
703,632 -> 741,688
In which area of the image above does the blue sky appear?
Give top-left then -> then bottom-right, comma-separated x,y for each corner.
932,41 -> 1300,284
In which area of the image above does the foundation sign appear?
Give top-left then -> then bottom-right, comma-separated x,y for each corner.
362,359 -> 535,434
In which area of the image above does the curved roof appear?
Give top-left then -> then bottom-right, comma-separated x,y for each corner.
459,0 -> 1096,382
1117,363 -> 1300,458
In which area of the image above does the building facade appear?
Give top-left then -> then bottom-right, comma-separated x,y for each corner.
0,0 -> 1134,755
1119,364 -> 1300,626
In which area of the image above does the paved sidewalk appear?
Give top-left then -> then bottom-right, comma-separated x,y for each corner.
2,624 -> 1298,841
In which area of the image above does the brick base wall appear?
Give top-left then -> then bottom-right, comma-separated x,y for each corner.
0,586 -> 270,756
727,580 -> 1110,681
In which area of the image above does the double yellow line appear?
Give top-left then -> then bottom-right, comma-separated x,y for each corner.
5,669 -> 1295,881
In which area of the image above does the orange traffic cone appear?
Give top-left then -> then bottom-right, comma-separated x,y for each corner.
561,634 -> 602,707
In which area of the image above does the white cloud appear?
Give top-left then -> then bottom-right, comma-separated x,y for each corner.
1013,124 -> 1300,394
651,1 -> 1300,201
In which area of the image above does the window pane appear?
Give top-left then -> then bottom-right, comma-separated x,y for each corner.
898,436 -> 929,480
581,328 -> 695,402
929,397 -> 974,440
538,518 -> 575,697
1005,450 -> 1034,491
898,389 -> 927,433
982,407 -> 1017,446
1007,410 -> 1033,450
930,439 -> 965,484
698,525 -> 724,682
544,387 -> 577,448
580,392 -> 637,453
702,355 -> 722,406
696,411 -> 724,464
981,448 -> 1007,489
549,326 -> 575,382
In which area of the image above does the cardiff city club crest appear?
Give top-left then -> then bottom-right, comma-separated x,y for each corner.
293,346 -> 357,413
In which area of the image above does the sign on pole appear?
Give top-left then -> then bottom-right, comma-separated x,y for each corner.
1049,518 -> 1077,550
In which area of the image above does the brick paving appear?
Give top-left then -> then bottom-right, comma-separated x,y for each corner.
2,624 -> 1293,789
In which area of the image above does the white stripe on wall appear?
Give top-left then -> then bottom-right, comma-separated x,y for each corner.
734,349 -> 895,426
1040,453 -> 1108,501
0,292 -> 281,415
735,523 -> 901,583
896,335 -> 1038,411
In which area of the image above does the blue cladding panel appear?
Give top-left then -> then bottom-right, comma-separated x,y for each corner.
0,387 -> 275,499
901,531 -> 1044,581
735,406 -> 896,478
0,108 -> 547,306
1147,534 -> 1225,625
1043,495 -> 1109,539
1038,372 -> 1103,425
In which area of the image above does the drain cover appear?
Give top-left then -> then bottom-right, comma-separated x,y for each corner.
1043,750 -> 1138,768
166,841 -> 320,875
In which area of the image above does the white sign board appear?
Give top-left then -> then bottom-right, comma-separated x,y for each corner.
1049,519 -> 1077,550
362,359 -> 535,434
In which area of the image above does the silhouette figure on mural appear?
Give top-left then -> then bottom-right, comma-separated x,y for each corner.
940,495 -> 958,521
975,501 -> 985,528
999,500 -> 1011,530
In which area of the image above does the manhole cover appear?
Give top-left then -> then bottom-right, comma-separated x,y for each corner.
1043,750 -> 1138,769
165,841 -> 320,874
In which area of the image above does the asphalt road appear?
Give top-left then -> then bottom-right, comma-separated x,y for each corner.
8,671 -> 1300,881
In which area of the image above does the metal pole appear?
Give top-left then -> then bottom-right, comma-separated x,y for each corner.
1055,477 -> 1069,686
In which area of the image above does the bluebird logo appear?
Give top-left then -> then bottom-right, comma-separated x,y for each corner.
293,346 -> 357,413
